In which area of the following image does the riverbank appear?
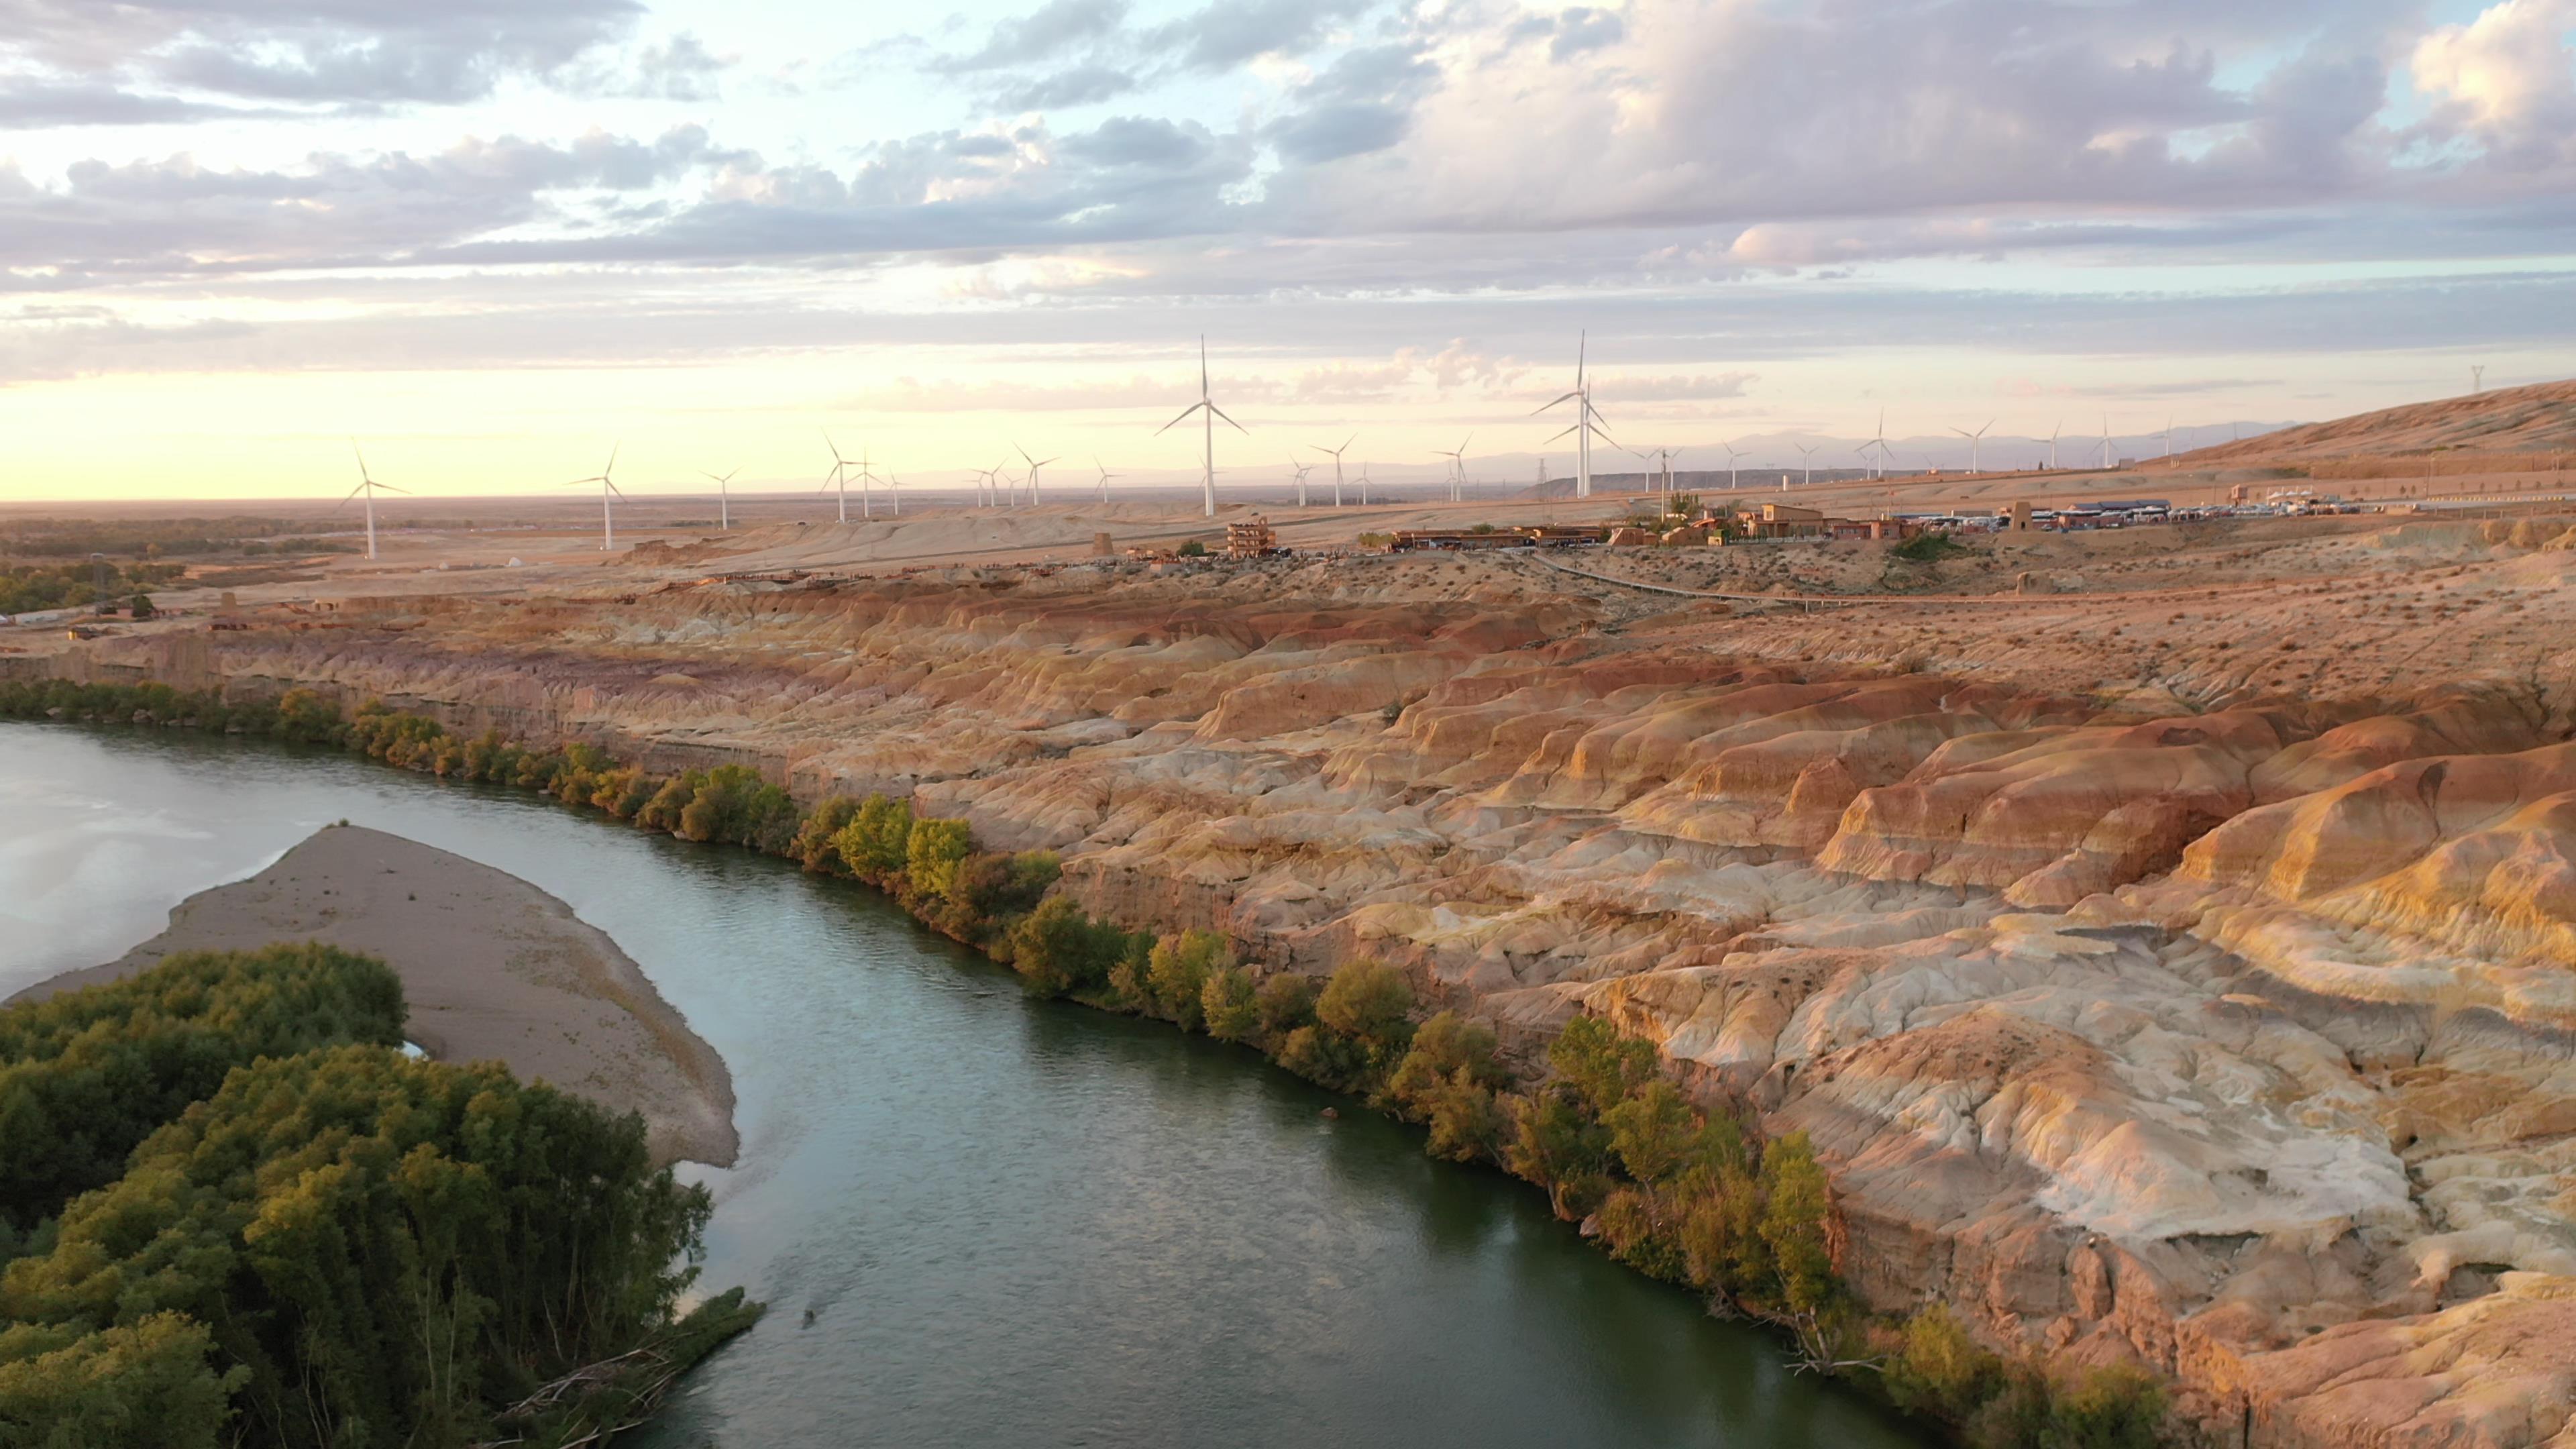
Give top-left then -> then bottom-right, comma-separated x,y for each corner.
13,821 -> 737,1168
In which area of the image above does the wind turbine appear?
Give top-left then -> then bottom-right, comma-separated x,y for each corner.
2162,416 -> 2175,461
1855,411 -> 1891,480
565,443 -> 625,552
883,472 -> 900,516
339,441 -> 409,561
1794,442 -> 1819,487
1288,458 -> 1316,506
2099,415 -> 2115,469
1950,419 -> 1994,475
1311,435 -> 1356,506
1534,332 -> 1614,498
1016,444 -> 1059,503
1433,435 -> 1472,502
2047,421 -> 2062,471
823,433 -> 877,521
1357,463 -> 1373,506
702,468 -> 739,531
1722,439 -> 1747,492
1156,336 -> 1247,518
1093,458 -> 1122,502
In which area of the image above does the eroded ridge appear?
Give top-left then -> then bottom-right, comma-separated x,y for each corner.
36,538 -> 2576,1447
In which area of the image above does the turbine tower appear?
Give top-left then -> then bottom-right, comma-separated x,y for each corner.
1288,458 -> 1316,506
823,433 -> 877,521
565,443 -> 625,552
702,468 -> 739,531
339,441 -> 409,561
1311,435 -> 1355,506
1950,419 -> 1994,475
1793,442 -> 1819,486
1722,439 -> 1747,492
1433,434 -> 1472,502
1868,410 -> 1890,480
1016,445 -> 1059,503
1534,332 -> 1614,498
1156,336 -> 1246,519
1093,458 -> 1122,502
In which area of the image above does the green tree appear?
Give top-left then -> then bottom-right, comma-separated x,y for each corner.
1503,1089 -> 1614,1219
904,818 -> 975,905
790,796 -> 861,873
2040,1365 -> 2168,1449
837,794 -> 918,883
1146,930 -> 1231,1029
1758,1131 -> 1837,1318
1549,1014 -> 1658,1116
1387,1011 -> 1511,1158
1007,897 -> 1128,998
0,944 -> 405,1229
1254,973 -> 1316,1040
0,1314 -> 239,1449
1201,967 -> 1259,1041
1602,1078 -> 1699,1183
1884,1304 -> 2003,1426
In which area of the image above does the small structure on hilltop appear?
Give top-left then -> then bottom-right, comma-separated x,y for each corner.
1093,531 -> 1115,557
1226,515 -> 1281,559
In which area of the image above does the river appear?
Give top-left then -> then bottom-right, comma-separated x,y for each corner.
0,721 -> 1927,1448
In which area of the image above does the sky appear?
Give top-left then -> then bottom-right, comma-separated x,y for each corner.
3,0 -> 2575,501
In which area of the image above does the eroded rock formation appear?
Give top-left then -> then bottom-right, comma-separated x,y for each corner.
40,552 -> 2576,1445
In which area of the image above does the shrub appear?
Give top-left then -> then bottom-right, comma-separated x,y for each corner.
2038,1365 -> 2167,1449
1503,1089 -> 1613,1219
1176,540 -> 1207,557
1550,1014 -> 1658,1116
1391,1018 -> 1513,1163
789,796 -> 860,874
1601,1078 -> 1700,1183
1145,930 -> 1232,1029
1254,973 -> 1316,1039
1007,897 -> 1130,998
904,818 -> 975,906
1316,959 -> 1413,1053
1201,967 -> 1259,1041
1884,1304 -> 2002,1426
835,794 -> 916,883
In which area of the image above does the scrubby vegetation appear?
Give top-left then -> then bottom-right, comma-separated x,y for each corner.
0,945 -> 757,1448
0,560 -> 186,614
2,679 -> 2178,1446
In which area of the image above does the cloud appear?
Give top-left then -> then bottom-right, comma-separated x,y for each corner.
1591,371 -> 1760,403
2412,0 -> 2576,172
944,0 -> 1131,72
1143,0 -> 1375,72
1,0 -> 648,119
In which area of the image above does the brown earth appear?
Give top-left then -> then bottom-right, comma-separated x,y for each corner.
15,392 -> 2576,1444
13,824 -> 737,1169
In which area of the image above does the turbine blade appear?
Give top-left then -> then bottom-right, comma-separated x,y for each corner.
1544,422 -> 1582,445
1529,391 -> 1580,416
1155,402 -> 1207,435
604,441 -> 619,474
1210,404 -> 1248,434
372,482 -> 412,494
335,482 -> 367,509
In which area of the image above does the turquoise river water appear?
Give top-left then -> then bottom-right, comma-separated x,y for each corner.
0,722 -> 1927,1448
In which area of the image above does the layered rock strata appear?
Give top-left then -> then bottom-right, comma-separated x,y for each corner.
35,561 -> 2576,1446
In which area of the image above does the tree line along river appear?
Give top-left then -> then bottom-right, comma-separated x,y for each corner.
0,720 -> 1927,1449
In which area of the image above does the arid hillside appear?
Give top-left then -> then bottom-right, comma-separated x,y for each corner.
15,500 -> 2576,1448
2182,378 -> 2576,467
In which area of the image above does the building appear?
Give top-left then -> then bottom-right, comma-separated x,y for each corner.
1226,516 -> 1280,558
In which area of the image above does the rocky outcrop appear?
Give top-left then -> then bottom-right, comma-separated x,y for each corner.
48,561 -> 2576,1446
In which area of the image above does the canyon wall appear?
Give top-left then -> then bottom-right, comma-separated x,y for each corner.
50,558 -> 2576,1446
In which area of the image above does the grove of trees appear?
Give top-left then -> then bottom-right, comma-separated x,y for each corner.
0,945 -> 755,1448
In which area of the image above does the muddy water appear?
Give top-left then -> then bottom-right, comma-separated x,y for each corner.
0,722 -> 1926,1449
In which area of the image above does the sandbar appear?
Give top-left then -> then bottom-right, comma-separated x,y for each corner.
16,823 -> 737,1168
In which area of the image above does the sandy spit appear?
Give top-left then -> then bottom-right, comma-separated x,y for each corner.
13,824 -> 737,1169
